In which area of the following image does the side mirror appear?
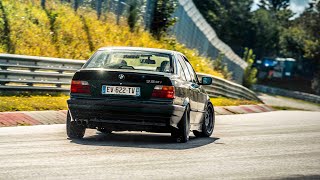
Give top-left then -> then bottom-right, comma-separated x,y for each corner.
200,77 -> 212,85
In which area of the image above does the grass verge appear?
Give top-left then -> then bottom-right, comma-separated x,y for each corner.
271,106 -> 309,111
0,94 -> 68,112
210,97 -> 260,106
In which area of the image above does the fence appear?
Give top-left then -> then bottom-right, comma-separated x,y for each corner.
0,53 -> 260,102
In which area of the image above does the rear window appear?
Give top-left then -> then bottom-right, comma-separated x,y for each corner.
84,50 -> 172,73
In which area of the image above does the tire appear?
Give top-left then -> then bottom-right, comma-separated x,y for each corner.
193,104 -> 215,137
66,111 -> 86,139
171,105 -> 190,143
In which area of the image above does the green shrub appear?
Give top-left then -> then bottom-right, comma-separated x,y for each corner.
212,53 -> 232,80
243,48 -> 258,88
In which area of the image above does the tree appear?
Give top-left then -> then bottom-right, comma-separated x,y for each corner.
96,0 -> 102,19
74,0 -> 79,12
127,0 -> 141,32
116,0 -> 124,25
242,48 -> 258,88
250,8 -> 280,58
150,0 -> 178,39
102,0 -> 109,21
298,1 -> 320,94
0,0 -> 14,53
193,0 -> 254,56
259,0 -> 294,29
194,0 -> 295,59
41,0 -> 46,9
259,0 -> 290,11
249,0 -> 294,59
279,26 -> 306,60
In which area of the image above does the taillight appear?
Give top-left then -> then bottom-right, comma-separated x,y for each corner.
152,85 -> 175,99
70,80 -> 90,94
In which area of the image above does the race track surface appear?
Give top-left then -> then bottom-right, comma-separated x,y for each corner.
0,111 -> 319,179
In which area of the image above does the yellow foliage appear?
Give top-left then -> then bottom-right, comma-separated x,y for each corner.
2,0 -> 56,57
0,0 -> 225,78
210,97 -> 259,106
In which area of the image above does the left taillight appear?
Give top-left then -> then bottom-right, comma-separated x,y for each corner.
70,80 -> 90,94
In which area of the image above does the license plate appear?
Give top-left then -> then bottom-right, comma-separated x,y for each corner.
102,85 -> 140,96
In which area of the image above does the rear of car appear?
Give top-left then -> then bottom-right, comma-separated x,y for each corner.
67,48 -> 185,134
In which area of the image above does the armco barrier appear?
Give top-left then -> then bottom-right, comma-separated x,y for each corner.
0,53 -> 85,91
0,53 -> 261,101
252,84 -> 320,104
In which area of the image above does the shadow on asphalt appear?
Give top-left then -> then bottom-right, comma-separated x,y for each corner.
70,132 -> 219,150
275,174 -> 320,180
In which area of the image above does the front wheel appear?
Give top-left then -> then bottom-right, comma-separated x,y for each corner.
66,111 -> 86,139
193,104 -> 215,137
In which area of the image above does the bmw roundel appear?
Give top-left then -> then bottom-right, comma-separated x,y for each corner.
118,74 -> 125,80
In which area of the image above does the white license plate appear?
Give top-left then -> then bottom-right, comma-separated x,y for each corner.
102,85 -> 140,96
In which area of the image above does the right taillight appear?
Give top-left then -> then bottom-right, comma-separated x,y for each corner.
70,80 -> 90,94
151,85 -> 175,99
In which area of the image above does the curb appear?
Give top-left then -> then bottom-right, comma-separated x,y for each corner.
215,104 -> 274,115
0,110 -> 67,127
0,104 -> 274,127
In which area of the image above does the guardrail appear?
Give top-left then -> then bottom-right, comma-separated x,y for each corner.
197,73 -> 261,101
252,84 -> 320,104
0,53 -> 261,102
0,54 -> 85,91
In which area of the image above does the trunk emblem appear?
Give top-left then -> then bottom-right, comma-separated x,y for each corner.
118,74 -> 125,80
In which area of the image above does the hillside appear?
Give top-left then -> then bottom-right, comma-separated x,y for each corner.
0,0 -> 225,78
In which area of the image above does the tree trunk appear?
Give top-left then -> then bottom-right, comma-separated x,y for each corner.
74,0 -> 79,12
97,0 -> 102,19
41,0 -> 46,9
116,0 -> 125,25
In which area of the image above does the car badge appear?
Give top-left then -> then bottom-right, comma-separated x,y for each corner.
118,74 -> 125,80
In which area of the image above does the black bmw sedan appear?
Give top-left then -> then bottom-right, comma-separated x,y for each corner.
67,47 -> 215,143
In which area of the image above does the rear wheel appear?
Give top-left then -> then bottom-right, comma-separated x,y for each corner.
193,104 -> 214,137
66,111 -> 86,139
171,105 -> 190,143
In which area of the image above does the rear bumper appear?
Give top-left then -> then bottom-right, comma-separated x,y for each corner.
67,98 -> 185,131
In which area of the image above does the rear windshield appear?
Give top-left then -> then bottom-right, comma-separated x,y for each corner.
84,50 -> 172,73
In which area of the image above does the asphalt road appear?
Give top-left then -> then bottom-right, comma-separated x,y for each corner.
0,111 -> 319,180
258,93 -> 320,111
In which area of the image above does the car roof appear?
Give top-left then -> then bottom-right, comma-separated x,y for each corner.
97,46 -> 180,55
